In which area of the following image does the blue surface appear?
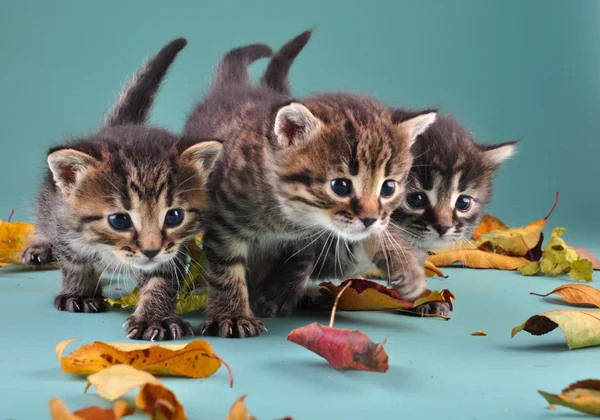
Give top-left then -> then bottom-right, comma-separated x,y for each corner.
1,261 -> 599,419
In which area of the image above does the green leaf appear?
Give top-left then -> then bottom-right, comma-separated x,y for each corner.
518,261 -> 540,276
511,310 -> 600,350
539,380 -> 600,416
571,259 -> 594,282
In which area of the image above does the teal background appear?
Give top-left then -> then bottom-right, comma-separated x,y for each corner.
1,1 -> 599,419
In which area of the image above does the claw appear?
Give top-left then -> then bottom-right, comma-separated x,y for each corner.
127,329 -> 138,339
150,330 -> 159,342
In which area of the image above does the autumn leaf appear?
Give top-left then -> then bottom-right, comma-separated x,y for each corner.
0,210 -> 35,265
519,227 -> 594,281
531,284 -> 600,308
511,310 -> 600,350
288,281 -> 389,372
49,398 -> 135,420
316,278 -> 454,317
56,338 -> 233,385
471,214 -> 508,240
472,330 -> 487,336
427,250 -> 531,270
85,364 -> 185,420
539,380 -> 600,416
364,260 -> 446,279
226,395 -> 257,420
571,247 -> 600,270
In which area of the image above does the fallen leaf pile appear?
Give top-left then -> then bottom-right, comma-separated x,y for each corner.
519,227 -> 594,282
312,278 -> 455,319
539,380 -> 600,416
288,281 -> 389,372
0,209 -> 35,266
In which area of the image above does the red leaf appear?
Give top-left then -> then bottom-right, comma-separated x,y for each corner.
287,322 -> 388,372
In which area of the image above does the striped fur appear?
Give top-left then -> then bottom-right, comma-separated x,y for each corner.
22,38 -> 221,341
185,41 -> 436,337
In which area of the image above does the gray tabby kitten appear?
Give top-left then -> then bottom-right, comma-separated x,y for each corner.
184,42 -> 437,338
23,38 -> 222,341
260,30 -> 518,315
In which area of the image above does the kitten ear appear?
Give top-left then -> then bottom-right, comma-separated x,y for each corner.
180,140 -> 223,180
393,109 -> 438,146
47,149 -> 98,196
480,140 -> 518,166
273,102 -> 322,148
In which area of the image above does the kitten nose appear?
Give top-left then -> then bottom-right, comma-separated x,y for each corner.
141,249 -> 160,260
361,218 -> 377,228
433,223 -> 452,236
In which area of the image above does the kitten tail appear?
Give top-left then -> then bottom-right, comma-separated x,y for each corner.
104,38 -> 188,127
212,43 -> 272,89
261,28 -> 314,95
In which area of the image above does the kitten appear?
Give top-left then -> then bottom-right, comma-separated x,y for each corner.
184,41 -> 437,338
260,30 -> 517,315
23,38 -> 222,341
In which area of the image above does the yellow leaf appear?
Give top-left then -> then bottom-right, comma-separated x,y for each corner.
105,288 -> 140,310
518,261 -> 540,276
511,310 -> 600,350
55,338 -> 228,380
571,259 -> 594,282
471,330 -> 487,336
424,260 -> 446,278
49,398 -> 135,420
0,213 -> 35,265
539,380 -> 600,416
427,250 -> 530,270
226,395 -> 257,420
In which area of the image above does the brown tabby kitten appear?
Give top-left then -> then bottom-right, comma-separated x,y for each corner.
184,42 -> 437,338
260,30 -> 518,315
23,38 -> 222,341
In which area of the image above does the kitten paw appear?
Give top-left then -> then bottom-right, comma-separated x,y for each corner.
201,315 -> 265,338
390,274 -> 427,301
415,302 -> 452,317
54,294 -> 107,313
22,243 -> 55,266
125,315 -> 193,341
254,288 -> 302,317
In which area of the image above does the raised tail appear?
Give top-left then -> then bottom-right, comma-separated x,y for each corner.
260,29 -> 313,95
104,37 -> 187,127
211,43 -> 273,89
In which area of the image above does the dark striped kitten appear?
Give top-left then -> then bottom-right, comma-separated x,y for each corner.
184,42 -> 437,338
261,29 -> 517,251
23,38 -> 222,341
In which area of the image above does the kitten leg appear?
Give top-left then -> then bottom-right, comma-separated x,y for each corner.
54,260 -> 106,313
253,249 -> 315,317
201,234 -> 265,338
22,235 -> 55,266
125,253 -> 193,341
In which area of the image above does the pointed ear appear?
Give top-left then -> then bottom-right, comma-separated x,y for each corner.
47,149 -> 98,196
273,102 -> 322,147
393,109 -> 437,146
180,140 -> 222,180
480,140 -> 518,166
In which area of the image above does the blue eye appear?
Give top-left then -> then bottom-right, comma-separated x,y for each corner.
380,180 -> 396,197
455,195 -> 472,211
407,192 -> 428,209
164,209 -> 184,227
330,178 -> 352,196
108,213 -> 132,230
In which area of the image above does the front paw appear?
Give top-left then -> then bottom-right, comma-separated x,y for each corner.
415,302 -> 452,317
125,315 -> 193,341
254,286 -> 303,318
23,243 -> 55,266
390,272 -> 427,300
201,314 -> 265,338
54,294 -> 106,313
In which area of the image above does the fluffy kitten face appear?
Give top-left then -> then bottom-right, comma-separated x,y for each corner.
48,126 -> 220,271
391,115 -> 516,249
274,95 -> 436,242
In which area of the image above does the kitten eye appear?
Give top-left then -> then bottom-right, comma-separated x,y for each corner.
164,209 -> 184,227
380,180 -> 396,197
108,213 -> 132,230
330,178 -> 352,196
407,192 -> 428,209
455,195 -> 472,212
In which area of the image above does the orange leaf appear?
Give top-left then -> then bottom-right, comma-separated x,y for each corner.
136,383 -> 186,420
531,284 -> 600,308
0,211 -> 35,265
471,214 -> 508,240
226,395 -> 257,420
49,398 -> 134,420
424,260 -> 446,277
471,330 -> 487,336
319,279 -> 454,313
426,250 -> 531,270
55,338 -> 231,382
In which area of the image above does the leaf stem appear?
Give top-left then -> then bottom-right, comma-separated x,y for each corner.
544,192 -> 560,220
7,209 -> 14,223
329,280 -> 353,328
214,353 -> 234,388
